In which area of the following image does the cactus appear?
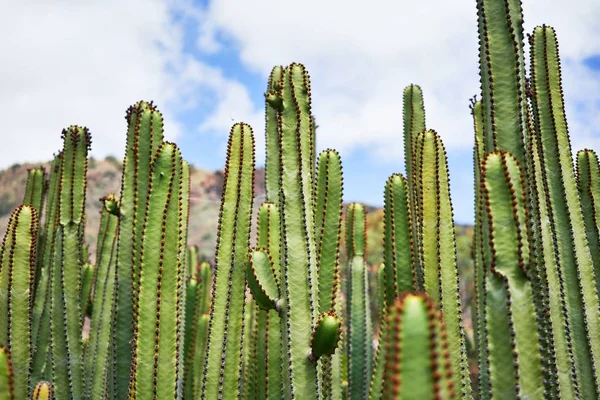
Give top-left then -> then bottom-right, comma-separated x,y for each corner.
380,293 -> 455,400
577,149 -> 600,295
49,126 -> 90,399
84,195 -> 119,399
201,123 -> 255,399
113,101 -> 164,397
0,205 -> 38,399
0,347 -> 14,400
129,142 -> 188,398
345,203 -> 373,399
481,151 -> 544,399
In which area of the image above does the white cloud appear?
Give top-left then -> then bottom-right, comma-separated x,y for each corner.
0,0 -> 245,169
195,0 -> 600,165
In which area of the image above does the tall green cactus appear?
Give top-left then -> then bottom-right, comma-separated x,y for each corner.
414,129 -> 470,397
113,101 -> 164,397
261,63 -> 344,400
202,123 -> 255,399
50,126 -> 90,400
129,142 -> 188,399
529,25 -> 600,398
481,151 -> 544,399
345,203 -> 373,399
84,195 -> 119,399
0,205 -> 38,399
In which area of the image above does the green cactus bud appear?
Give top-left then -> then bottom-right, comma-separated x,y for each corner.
32,381 -> 53,400
113,101 -> 164,397
530,25 -> 600,398
246,248 -> 279,311
381,293 -> 456,400
310,313 -> 341,361
0,347 -> 14,400
202,123 -> 255,399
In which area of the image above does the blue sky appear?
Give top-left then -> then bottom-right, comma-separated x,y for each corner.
2,0 -> 599,224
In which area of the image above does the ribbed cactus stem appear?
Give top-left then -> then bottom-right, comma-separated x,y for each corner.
50,126 -> 90,400
577,149 -> 600,295
31,154 -> 61,383
482,151 -> 544,399
129,142 -> 188,399
383,174 -> 415,306
0,205 -> 38,399
381,293 -> 455,400
113,101 -> 164,398
0,347 -> 14,400
202,123 -> 255,399
476,0 -> 528,160
23,167 -> 46,221
84,194 -> 119,399
530,25 -> 600,398
415,129 -> 470,397
403,84 -> 426,290
345,203 -> 373,400
191,262 -> 212,399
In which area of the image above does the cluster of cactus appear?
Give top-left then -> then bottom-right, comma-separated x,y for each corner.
1,0 -> 600,399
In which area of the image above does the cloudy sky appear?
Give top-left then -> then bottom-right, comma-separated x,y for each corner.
2,0 -> 599,223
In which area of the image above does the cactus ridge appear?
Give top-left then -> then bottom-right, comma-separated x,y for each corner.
0,346 -> 15,400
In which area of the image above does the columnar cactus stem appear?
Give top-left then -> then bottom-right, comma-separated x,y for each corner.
129,142 -> 188,399
0,347 -> 14,400
381,293 -> 455,400
530,25 -> 600,398
0,205 -> 38,399
577,149 -> 600,295
402,85 -> 426,290
482,151 -> 544,399
80,263 -> 94,318
192,262 -> 212,399
414,129 -> 470,397
84,195 -> 119,399
345,203 -> 373,400
202,123 -> 255,399
382,174 -> 415,306
113,101 -> 164,398
23,168 -> 46,223
50,126 -> 90,400
31,154 -> 61,383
